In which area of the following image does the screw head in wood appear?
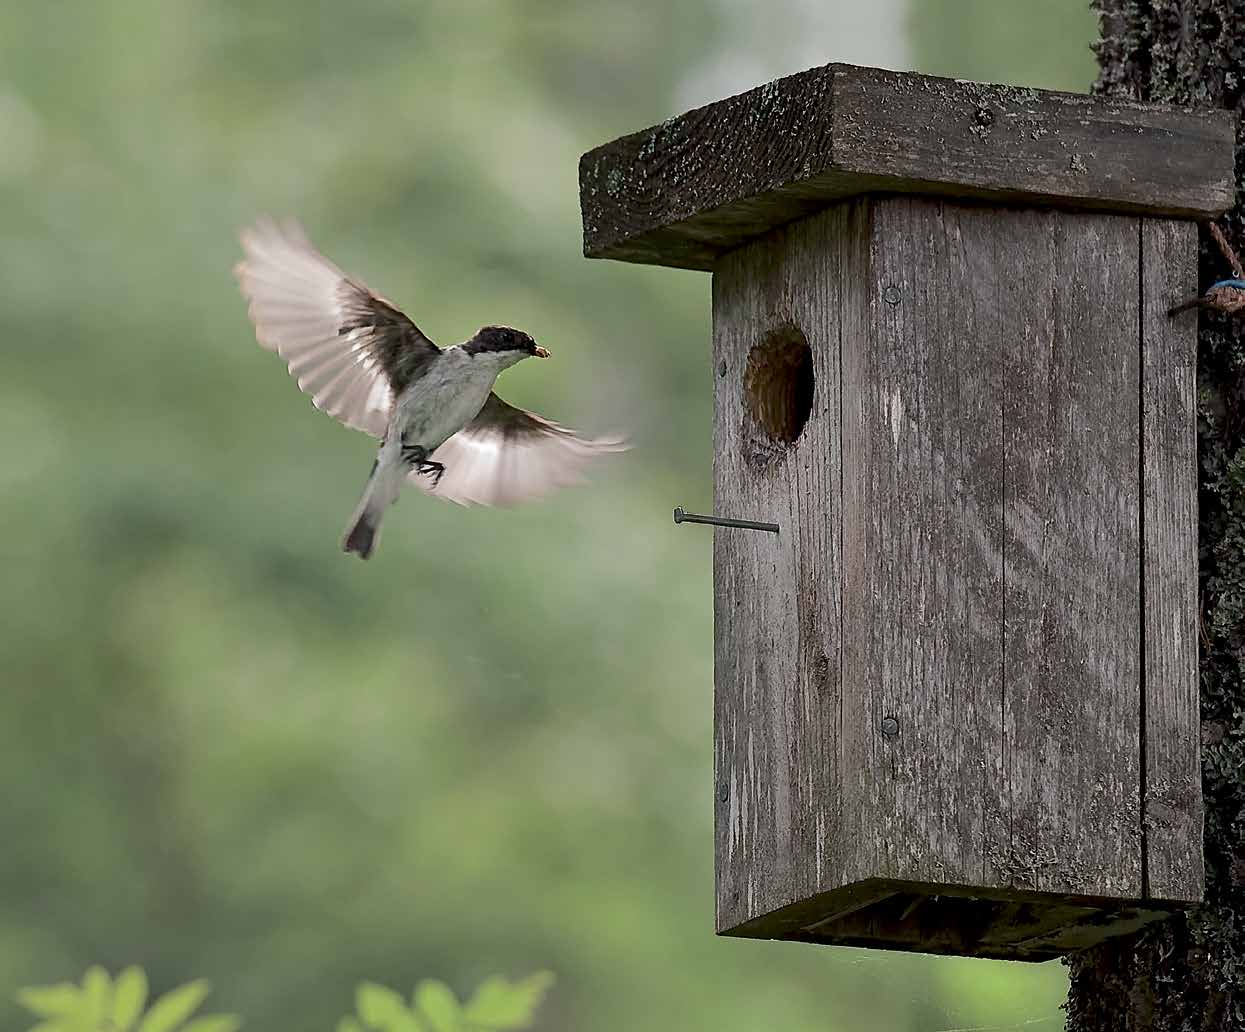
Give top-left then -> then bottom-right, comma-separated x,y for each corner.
883,285 -> 902,305
719,783 -> 729,803
880,715 -> 900,738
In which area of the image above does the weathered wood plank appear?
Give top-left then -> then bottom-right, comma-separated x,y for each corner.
1001,210 -> 1142,898
830,68 -> 1229,221
841,197 -> 1007,894
580,63 -> 1235,271
711,195 -> 1200,957
832,199 -> 874,899
713,204 -> 845,933
1140,218 -> 1203,903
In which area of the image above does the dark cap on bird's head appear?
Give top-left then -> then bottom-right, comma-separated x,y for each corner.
465,325 -> 550,358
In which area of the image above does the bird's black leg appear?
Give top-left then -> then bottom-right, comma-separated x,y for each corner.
399,435 -> 445,488
399,435 -> 427,466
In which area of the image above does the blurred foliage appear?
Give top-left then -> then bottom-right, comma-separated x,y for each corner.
2,1 -> 1075,1030
341,971 -> 553,1032
18,967 -> 550,1032
18,966 -> 237,1032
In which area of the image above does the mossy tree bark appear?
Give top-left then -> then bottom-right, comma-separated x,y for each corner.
1067,3 -> 1245,1028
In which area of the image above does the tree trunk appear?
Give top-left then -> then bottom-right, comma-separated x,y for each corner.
1067,3 -> 1245,1029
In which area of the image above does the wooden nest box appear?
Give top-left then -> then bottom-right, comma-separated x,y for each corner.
580,64 -> 1234,960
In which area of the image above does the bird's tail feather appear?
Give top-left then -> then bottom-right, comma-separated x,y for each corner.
341,459 -> 402,560
342,512 -> 379,559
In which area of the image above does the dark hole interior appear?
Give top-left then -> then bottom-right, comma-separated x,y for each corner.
743,325 -> 814,444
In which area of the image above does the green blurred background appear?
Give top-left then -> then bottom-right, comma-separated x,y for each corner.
0,2 -> 1098,1029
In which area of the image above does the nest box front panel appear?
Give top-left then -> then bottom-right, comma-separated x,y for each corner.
712,195 -> 1200,957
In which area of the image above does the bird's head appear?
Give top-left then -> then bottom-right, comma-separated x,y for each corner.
465,326 -> 550,366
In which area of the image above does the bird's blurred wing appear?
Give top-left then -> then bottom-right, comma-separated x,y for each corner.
234,216 -> 440,437
413,393 -> 627,506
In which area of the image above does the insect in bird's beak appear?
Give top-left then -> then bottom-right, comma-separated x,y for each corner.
534,345 -> 551,358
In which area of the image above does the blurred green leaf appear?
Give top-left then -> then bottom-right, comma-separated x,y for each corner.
180,1017 -> 241,1032
412,981 -> 459,1032
81,966 -> 113,1027
112,967 -> 150,1032
137,980 -> 211,1032
356,983 -> 408,1028
20,970 -> 552,1032
17,984 -> 82,1020
387,1013 -> 426,1032
462,973 -> 554,1029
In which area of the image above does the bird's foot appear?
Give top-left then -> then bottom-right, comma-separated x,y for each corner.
398,433 -> 446,487
400,443 -> 444,487
418,461 -> 446,489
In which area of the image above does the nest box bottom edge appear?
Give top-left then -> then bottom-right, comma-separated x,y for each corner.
716,878 -> 1190,961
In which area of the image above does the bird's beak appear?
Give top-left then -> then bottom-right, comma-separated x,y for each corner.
533,345 -> 551,359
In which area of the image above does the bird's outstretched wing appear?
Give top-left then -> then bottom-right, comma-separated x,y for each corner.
413,393 -> 627,507
234,216 -> 440,437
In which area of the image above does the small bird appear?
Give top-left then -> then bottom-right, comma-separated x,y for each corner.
1168,278 -> 1245,317
234,217 -> 625,559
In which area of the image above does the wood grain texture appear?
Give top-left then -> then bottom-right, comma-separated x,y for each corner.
1000,210 -> 1143,899
841,197 -> 1007,894
580,63 -> 1235,271
713,203 -> 846,933
712,195 -> 1202,957
1140,218 -> 1203,903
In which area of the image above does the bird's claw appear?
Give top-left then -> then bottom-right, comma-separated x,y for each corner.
422,462 -> 446,489
409,460 -> 445,489
400,444 -> 444,488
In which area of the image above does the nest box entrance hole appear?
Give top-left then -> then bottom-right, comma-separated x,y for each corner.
743,324 -> 813,446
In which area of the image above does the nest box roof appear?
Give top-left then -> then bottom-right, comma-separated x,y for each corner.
579,63 -> 1235,272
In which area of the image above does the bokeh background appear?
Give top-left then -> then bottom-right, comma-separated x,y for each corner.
1,2 -> 1099,1029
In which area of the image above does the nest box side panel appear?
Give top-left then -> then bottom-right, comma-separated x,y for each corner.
1140,219 -> 1202,903
996,206 -> 1143,899
710,195 -> 1198,950
841,197 -> 1009,894
712,203 -> 851,933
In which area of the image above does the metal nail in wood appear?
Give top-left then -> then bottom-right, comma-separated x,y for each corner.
673,507 -> 779,534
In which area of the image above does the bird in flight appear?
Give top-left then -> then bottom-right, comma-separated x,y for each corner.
234,217 -> 626,559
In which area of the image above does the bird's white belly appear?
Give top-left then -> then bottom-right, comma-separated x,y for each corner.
390,353 -> 496,452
